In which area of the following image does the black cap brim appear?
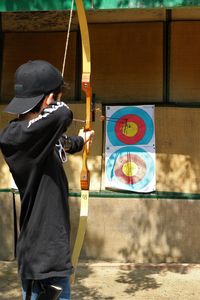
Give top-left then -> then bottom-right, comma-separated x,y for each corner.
4,94 -> 45,115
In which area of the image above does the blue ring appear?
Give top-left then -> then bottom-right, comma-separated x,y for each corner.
106,146 -> 155,191
107,107 -> 154,146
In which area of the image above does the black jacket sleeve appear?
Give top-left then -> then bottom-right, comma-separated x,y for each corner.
0,102 -> 73,162
59,135 -> 84,154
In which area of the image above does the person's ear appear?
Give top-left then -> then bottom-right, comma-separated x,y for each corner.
45,93 -> 54,106
39,94 -> 54,112
43,93 -> 55,106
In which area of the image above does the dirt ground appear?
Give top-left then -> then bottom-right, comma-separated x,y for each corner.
1,261 -> 200,300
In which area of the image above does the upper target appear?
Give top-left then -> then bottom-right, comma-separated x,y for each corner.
107,106 -> 154,146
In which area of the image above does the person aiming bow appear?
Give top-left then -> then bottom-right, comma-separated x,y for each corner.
0,60 -> 94,300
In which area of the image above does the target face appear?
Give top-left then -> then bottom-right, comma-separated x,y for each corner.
107,106 -> 154,146
105,105 -> 156,193
106,146 -> 155,192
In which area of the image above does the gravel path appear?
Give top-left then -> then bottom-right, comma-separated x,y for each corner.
1,261 -> 200,299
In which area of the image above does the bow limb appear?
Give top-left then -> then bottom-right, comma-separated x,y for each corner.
71,0 -> 91,283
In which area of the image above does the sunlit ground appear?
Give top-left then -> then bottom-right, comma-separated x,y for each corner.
1,261 -> 200,300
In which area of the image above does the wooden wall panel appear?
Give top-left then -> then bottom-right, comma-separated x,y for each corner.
90,23 -> 163,103
1,32 -> 77,103
156,107 -> 200,193
172,8 -> 200,20
170,21 -> 200,103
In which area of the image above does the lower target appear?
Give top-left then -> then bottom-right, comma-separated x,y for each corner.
114,153 -> 147,185
106,146 -> 155,192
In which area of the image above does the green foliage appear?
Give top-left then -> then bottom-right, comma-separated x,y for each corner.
95,0 -> 200,9
0,0 -> 200,12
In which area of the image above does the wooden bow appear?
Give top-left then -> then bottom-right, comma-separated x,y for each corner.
71,0 -> 92,283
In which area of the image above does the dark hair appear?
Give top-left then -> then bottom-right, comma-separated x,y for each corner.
30,85 -> 62,113
30,97 -> 45,113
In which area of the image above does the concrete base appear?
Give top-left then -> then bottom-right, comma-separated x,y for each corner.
1,193 -> 200,263
70,197 -> 200,263
0,193 -> 15,260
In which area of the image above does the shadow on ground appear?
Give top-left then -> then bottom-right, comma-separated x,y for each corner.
72,265 -> 114,300
115,264 -> 190,297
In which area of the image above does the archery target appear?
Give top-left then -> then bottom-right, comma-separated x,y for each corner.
106,146 -> 155,192
105,105 -> 156,193
107,106 -> 154,146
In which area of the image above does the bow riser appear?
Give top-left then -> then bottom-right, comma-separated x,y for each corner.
80,81 -> 92,190
82,82 -> 92,131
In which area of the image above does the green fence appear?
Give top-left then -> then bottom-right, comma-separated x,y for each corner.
1,189 -> 200,200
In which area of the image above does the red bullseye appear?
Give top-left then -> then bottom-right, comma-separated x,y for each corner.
114,153 -> 147,185
114,114 -> 146,144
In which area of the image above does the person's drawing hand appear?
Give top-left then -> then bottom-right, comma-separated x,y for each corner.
78,129 -> 95,145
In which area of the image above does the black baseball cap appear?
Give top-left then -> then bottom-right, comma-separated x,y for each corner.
4,60 -> 64,114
